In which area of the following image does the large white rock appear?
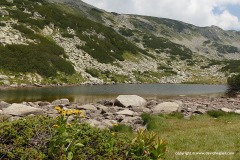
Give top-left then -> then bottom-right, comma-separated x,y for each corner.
152,102 -> 180,114
3,104 -> 44,116
114,95 -> 146,108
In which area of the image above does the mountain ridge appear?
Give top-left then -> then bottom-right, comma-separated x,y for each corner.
0,0 -> 240,86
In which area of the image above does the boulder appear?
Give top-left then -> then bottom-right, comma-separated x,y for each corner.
116,109 -> 134,116
152,102 -> 180,114
77,104 -> 97,111
3,104 -> 44,116
221,108 -> 233,113
0,101 -> 10,109
114,95 -> 146,108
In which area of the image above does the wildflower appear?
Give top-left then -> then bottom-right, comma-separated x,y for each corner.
112,123 -> 118,127
55,106 -> 61,111
61,110 -> 66,116
66,123 -> 72,127
53,124 -> 59,128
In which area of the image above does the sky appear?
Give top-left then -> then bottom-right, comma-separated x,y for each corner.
82,0 -> 240,31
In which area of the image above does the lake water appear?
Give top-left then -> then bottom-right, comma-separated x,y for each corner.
0,84 -> 228,103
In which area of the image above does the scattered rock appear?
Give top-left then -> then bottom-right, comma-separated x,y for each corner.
77,104 -> 97,111
114,95 -> 146,108
221,108 -> 233,113
52,99 -> 70,105
152,102 -> 180,114
0,75 -> 8,80
0,101 -> 10,109
234,110 -> 240,114
116,109 -> 134,116
3,104 -> 44,116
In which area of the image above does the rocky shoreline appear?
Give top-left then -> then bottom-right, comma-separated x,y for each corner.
1,95 -> 240,131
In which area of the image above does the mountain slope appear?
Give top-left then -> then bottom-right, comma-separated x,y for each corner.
0,0 -> 240,86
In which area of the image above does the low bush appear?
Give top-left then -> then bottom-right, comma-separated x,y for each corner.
141,113 -> 168,131
207,110 -> 238,118
0,115 -> 167,160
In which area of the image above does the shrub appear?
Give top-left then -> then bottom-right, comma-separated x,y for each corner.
111,124 -> 133,133
1,113 -> 167,160
85,68 -> 100,77
128,129 -> 167,159
207,110 -> 238,118
141,113 -> 166,130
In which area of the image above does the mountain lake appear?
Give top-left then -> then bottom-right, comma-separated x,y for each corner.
0,84 -> 228,103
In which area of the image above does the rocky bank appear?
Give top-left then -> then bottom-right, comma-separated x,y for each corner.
1,95 -> 240,131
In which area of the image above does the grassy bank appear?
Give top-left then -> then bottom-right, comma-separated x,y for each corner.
141,112 -> 240,160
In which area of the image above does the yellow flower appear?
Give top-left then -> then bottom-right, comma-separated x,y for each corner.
61,110 -> 66,116
66,123 -> 72,127
53,124 -> 59,128
55,106 -> 61,110
112,123 -> 118,127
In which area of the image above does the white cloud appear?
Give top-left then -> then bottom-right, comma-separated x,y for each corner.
82,0 -> 240,30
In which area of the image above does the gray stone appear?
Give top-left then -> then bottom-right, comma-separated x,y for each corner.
77,104 -> 97,111
234,110 -> 240,114
96,105 -> 108,113
152,102 -> 180,114
116,109 -> 134,116
121,116 -> 142,124
193,109 -> 206,114
114,95 -> 146,108
87,119 -> 102,127
0,10 -> 9,16
3,104 -> 44,116
52,99 -> 70,105
146,100 -> 158,108
132,107 -> 151,113
221,108 -> 233,113
0,101 -> 10,109
37,101 -> 51,106
0,75 -> 8,80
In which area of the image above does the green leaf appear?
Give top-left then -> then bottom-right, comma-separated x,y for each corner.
75,143 -> 84,147
67,152 -> 73,160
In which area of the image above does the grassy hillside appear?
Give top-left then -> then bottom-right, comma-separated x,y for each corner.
0,0 -> 148,79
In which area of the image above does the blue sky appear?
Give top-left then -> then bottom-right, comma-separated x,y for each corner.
226,5 -> 240,20
83,0 -> 240,30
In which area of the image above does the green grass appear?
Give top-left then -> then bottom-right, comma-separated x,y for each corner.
140,113 -> 240,160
